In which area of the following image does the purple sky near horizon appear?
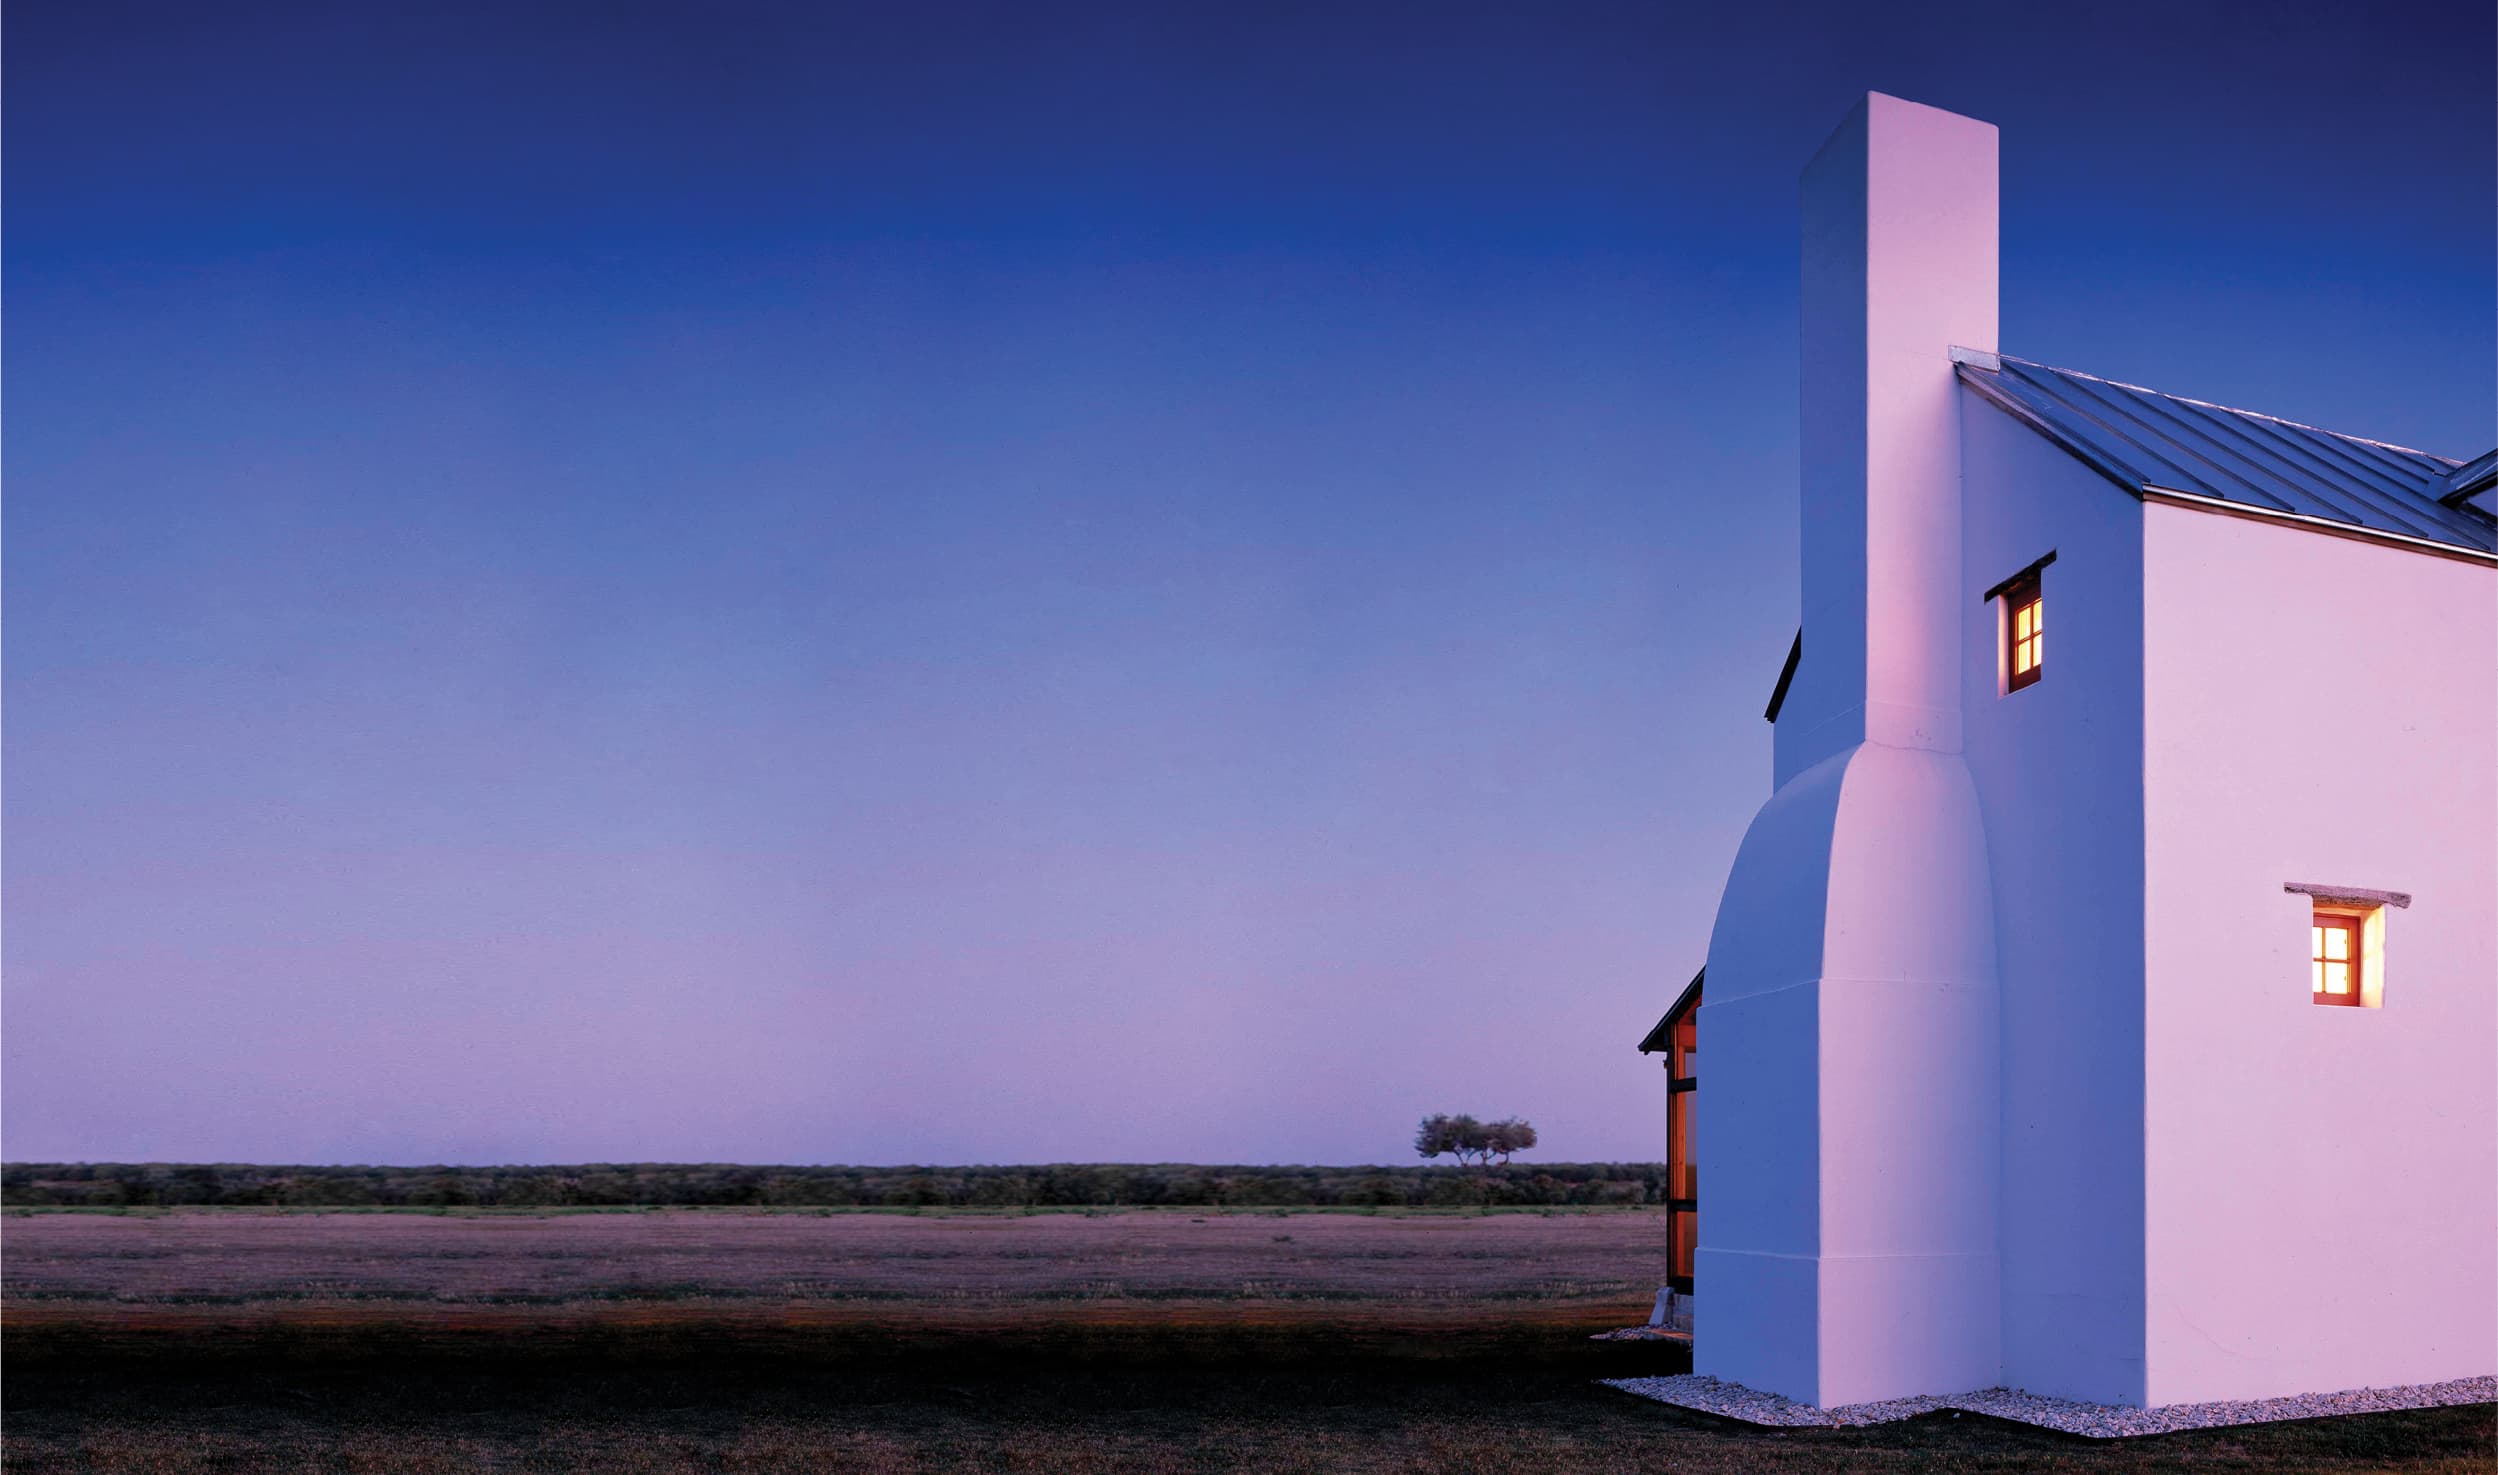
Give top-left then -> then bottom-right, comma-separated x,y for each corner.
6,2 -> 2491,1166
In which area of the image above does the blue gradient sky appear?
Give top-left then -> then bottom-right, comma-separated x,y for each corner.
6,3 -> 2490,1165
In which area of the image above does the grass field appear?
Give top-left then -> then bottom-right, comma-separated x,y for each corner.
0,1204 -> 1666,1307
5,1208 -> 2489,1473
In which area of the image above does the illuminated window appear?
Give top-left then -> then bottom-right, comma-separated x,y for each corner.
2287,883 -> 2399,1010
1984,556 -> 2053,694
2004,570 -> 2044,691
2311,910 -> 2361,1006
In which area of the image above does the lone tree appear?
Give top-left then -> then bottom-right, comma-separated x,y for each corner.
1482,1117 -> 1538,1165
1414,1114 -> 1538,1167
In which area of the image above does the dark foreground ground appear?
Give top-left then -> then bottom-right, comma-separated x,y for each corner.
11,1316 -> 2493,1475
6,1211 -> 2490,1473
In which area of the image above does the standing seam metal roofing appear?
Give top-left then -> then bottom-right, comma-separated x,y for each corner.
1958,355 -> 2498,555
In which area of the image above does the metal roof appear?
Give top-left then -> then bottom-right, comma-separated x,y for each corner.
1957,355 -> 2498,557
2442,448 -> 2498,507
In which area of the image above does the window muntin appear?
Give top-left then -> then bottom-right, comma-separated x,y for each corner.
2005,572 -> 2043,691
2311,913 -> 2360,1005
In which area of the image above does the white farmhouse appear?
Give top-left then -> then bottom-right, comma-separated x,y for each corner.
1655,92 -> 2497,1411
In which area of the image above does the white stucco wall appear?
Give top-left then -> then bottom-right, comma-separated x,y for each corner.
1811,742 -> 2002,1405
1958,391 -> 2149,1405
1698,751 -> 1843,1400
1698,94 -> 2003,1409
2142,503 -> 2497,1404
1699,739 -> 2004,1406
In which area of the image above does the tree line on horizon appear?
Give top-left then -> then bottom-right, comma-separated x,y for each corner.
0,1161 -> 1669,1211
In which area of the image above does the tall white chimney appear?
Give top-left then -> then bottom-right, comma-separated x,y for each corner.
1701,94 -> 2003,1408
1778,94 -> 1998,784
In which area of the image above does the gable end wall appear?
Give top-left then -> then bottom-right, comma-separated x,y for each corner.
1958,385 -> 2149,1404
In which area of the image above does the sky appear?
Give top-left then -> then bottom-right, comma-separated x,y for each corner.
5,1 -> 2491,1167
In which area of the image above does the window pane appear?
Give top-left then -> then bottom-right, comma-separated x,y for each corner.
2014,606 -> 2031,638
2325,928 -> 2349,960
2311,926 -> 2325,959
2031,631 -> 2042,664
2313,961 -> 2325,992
2325,961 -> 2350,994
2032,601 -> 2043,631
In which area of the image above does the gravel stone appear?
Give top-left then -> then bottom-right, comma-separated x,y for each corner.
1602,1372 -> 2497,1438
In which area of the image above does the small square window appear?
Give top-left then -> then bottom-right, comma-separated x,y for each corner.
2000,569 -> 2044,692
2287,884 -> 2400,1009
2308,904 -> 2389,1008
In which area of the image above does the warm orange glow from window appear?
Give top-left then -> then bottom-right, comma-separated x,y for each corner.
2002,572 -> 2044,692
2012,597 -> 2043,671
2312,913 -> 2360,1006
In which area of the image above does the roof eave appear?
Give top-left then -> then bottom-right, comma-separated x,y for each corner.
1762,631 -> 1801,724
1955,361 -> 2150,499
2140,484 -> 2498,567
1638,968 -> 1706,1053
2438,448 -> 2498,507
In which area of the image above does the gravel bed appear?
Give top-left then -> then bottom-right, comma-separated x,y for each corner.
1603,1372 -> 2497,1438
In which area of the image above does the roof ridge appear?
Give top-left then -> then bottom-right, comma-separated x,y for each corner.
1994,354 -> 2460,466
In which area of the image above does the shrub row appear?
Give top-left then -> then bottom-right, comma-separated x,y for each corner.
1,1161 -> 1668,1211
